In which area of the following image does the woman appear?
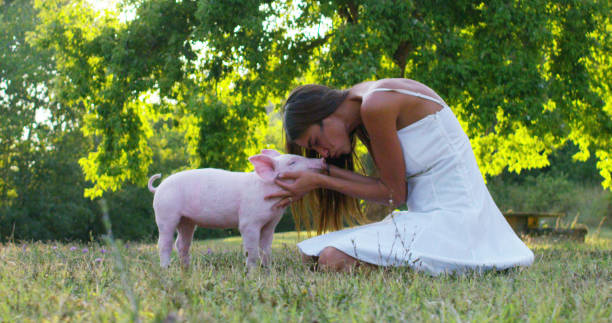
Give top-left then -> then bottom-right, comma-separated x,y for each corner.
266,78 -> 534,275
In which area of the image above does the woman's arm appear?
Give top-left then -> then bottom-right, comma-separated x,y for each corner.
317,172 -> 396,205
268,170 -> 394,206
328,164 -> 378,185
264,165 -> 392,210
358,91 -> 408,205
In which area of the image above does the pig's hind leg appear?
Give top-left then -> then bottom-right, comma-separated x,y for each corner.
175,217 -> 196,267
156,213 -> 180,268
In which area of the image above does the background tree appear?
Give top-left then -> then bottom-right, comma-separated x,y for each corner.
0,0 -> 101,240
2,0 -> 610,241
1,0 -> 57,202
0,0 -> 186,240
32,0 -> 611,197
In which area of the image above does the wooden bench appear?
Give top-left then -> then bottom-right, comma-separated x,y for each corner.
502,212 -> 587,242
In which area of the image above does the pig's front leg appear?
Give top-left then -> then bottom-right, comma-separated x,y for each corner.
239,223 -> 262,271
259,216 -> 282,267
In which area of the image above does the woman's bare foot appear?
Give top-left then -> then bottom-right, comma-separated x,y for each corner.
317,247 -> 375,272
300,247 -> 375,272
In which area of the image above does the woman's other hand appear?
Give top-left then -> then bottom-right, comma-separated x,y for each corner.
264,171 -> 323,209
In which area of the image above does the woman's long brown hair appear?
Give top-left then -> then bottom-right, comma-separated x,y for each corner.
282,84 -> 370,235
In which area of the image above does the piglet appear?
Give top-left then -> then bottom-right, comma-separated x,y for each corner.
147,149 -> 325,270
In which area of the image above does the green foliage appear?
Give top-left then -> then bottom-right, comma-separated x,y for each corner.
2,0 -> 611,242
489,173 -> 611,228
0,0 -> 59,201
487,144 -> 611,230
193,96 -> 266,170
263,110 -> 286,152
25,0 -> 612,196
0,0 -> 100,240
191,0 -> 612,188
487,145 -> 612,230
30,0 -> 280,196
0,130 -> 102,241
30,0 -> 195,197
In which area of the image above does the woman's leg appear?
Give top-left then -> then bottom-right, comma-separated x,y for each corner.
318,247 -> 376,272
317,247 -> 358,272
300,251 -> 317,264
300,247 -> 376,272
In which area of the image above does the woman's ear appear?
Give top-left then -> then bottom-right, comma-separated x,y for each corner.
261,149 -> 282,157
248,154 -> 278,182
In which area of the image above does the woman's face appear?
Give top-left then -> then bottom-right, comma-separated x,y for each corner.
294,116 -> 352,159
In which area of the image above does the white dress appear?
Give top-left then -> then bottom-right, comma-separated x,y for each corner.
297,88 -> 534,275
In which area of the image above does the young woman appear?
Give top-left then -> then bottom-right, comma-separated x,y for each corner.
265,78 -> 534,275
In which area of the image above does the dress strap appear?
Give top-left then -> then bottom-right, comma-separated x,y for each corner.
368,88 -> 446,107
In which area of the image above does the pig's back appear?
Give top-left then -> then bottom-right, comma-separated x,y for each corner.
155,169 -> 251,227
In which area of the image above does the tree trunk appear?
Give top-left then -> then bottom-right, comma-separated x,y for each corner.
393,41 -> 411,78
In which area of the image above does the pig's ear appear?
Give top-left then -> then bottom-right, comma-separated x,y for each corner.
261,149 -> 281,157
249,154 -> 277,182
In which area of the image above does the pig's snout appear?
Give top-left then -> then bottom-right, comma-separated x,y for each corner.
308,158 -> 326,170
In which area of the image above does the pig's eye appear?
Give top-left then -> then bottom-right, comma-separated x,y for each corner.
289,161 -> 296,166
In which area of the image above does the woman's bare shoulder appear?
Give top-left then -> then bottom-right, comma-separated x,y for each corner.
352,78 -> 443,101
358,79 -> 413,109
358,79 -> 446,119
356,78 -> 446,130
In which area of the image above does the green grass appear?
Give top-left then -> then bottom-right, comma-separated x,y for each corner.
1,230 -> 610,322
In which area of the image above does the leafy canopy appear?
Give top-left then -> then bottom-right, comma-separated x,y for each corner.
31,0 -> 612,196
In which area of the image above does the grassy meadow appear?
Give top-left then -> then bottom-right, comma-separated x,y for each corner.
1,229 -> 611,322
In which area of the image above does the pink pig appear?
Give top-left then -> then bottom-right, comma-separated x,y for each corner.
147,149 -> 326,270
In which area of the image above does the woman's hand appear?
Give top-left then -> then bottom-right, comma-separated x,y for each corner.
264,171 -> 323,210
